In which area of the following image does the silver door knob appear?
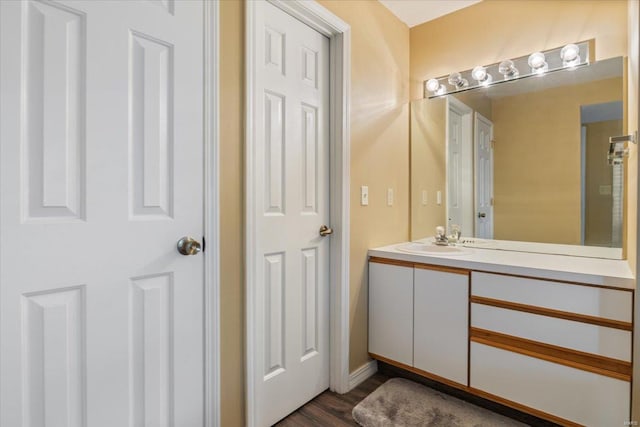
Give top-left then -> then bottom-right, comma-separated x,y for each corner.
478,212 -> 487,218
177,236 -> 201,255
319,225 -> 333,237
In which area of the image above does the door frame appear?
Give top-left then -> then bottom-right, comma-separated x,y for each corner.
245,0 -> 351,425
203,1 -> 221,427
445,97 -> 473,235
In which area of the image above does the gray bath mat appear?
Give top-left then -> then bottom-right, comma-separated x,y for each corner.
352,378 -> 527,427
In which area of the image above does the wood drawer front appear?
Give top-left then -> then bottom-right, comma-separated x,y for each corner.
471,342 -> 630,427
471,272 -> 632,322
368,262 -> 414,366
472,304 -> 631,362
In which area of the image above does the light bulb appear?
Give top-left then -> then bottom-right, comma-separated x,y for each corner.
498,60 -> 519,79
471,66 -> 486,81
426,78 -> 440,92
528,52 -> 548,74
447,72 -> 468,89
560,43 -> 581,67
471,65 -> 492,86
425,78 -> 446,96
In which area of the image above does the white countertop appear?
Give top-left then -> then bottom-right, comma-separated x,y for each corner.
369,240 -> 636,290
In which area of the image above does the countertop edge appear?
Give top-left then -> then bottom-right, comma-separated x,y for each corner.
368,245 -> 636,290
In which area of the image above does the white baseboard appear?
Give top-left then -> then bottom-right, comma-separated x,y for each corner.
348,359 -> 378,391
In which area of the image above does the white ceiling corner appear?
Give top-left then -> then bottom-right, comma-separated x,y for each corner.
378,0 -> 483,28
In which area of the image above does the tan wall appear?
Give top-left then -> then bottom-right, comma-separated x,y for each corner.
410,97 -> 446,239
455,92 -> 492,121
220,1 -> 245,426
219,1 -> 409,425
317,0 -> 410,373
492,78 -> 623,244
410,0 -> 628,101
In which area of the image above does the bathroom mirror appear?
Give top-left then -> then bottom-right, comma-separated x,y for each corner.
410,56 -> 625,258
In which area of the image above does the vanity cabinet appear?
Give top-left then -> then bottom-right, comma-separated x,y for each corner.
470,272 -> 632,426
368,257 -> 634,427
368,258 -> 469,386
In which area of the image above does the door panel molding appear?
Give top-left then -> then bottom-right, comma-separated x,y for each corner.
245,1 -> 350,426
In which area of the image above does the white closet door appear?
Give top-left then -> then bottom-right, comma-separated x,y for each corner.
0,1 -> 205,426
250,1 -> 331,425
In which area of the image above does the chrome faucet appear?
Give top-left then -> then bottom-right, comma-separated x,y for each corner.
434,226 -> 449,246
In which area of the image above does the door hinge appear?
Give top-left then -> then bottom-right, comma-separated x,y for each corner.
490,198 -> 494,206
491,139 -> 495,149
202,236 -> 206,253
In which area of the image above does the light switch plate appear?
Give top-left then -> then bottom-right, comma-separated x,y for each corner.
361,186 -> 369,206
437,190 -> 442,205
422,190 -> 427,205
387,188 -> 394,206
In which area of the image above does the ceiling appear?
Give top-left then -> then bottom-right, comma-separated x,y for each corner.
378,0 -> 482,28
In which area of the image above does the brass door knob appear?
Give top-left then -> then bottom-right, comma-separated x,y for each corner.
319,225 -> 333,237
177,236 -> 202,255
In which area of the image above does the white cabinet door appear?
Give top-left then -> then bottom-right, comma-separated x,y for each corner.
471,342 -> 630,426
368,262 -> 414,366
414,267 -> 468,385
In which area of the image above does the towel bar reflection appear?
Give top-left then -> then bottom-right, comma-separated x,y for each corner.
608,132 -> 637,165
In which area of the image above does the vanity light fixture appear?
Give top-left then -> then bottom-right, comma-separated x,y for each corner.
448,72 -> 469,89
471,65 -> 492,86
560,43 -> 581,67
425,78 -> 447,96
528,52 -> 548,74
498,60 -> 519,79
422,41 -> 589,98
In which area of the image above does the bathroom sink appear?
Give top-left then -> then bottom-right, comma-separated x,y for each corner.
396,242 -> 471,256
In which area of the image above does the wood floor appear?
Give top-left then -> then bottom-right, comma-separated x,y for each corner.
275,372 -> 390,426
275,361 -> 559,427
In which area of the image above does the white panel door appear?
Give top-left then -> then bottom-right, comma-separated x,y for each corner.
447,99 -> 473,236
251,1 -> 330,425
475,113 -> 493,238
0,1 -> 204,426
